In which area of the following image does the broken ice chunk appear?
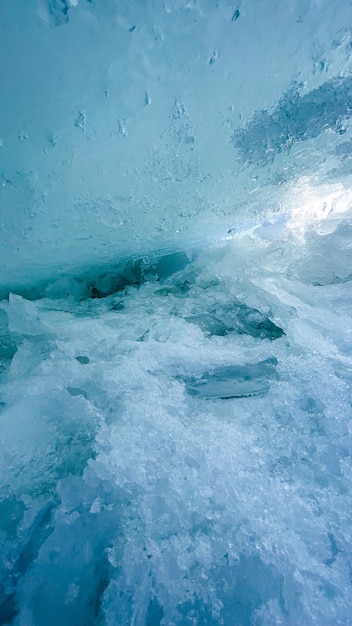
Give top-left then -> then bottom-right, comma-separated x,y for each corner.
7,294 -> 45,336
184,357 -> 277,399
184,314 -> 229,336
155,281 -> 191,297
0,309 -> 17,366
209,301 -> 284,340
236,304 -> 285,340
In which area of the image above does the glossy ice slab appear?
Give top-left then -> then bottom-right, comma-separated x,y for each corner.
184,358 -> 278,399
186,304 -> 285,340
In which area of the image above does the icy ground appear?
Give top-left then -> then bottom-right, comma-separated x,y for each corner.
1,0 -> 352,623
0,209 -> 351,626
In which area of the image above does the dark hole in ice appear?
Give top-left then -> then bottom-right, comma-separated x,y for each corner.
87,252 -> 192,300
76,355 -> 90,364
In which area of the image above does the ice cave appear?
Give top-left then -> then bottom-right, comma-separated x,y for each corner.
1,1 -> 352,624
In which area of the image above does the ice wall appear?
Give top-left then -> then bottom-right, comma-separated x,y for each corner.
1,0 -> 352,292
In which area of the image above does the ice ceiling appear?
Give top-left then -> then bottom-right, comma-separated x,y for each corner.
1,0 -> 352,292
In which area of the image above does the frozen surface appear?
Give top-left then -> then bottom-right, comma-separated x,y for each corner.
1,0 -> 352,624
0,210 -> 352,624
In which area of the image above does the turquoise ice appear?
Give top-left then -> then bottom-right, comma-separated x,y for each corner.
0,1 -> 352,625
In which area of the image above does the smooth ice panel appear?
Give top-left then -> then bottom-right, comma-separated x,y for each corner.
184,357 -> 278,399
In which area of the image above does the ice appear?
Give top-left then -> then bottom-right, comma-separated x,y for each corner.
0,229 -> 351,624
183,358 -> 278,399
0,310 -> 17,371
206,302 -> 285,340
185,314 -> 229,337
6,295 -> 45,336
1,0 -> 352,624
1,0 -> 352,291
184,304 -> 284,340
233,76 -> 352,165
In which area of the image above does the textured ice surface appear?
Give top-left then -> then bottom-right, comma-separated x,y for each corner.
1,0 -> 352,291
1,0 -> 352,624
0,212 -> 352,624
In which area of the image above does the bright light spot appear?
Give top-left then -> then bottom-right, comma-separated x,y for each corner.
286,177 -> 352,236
